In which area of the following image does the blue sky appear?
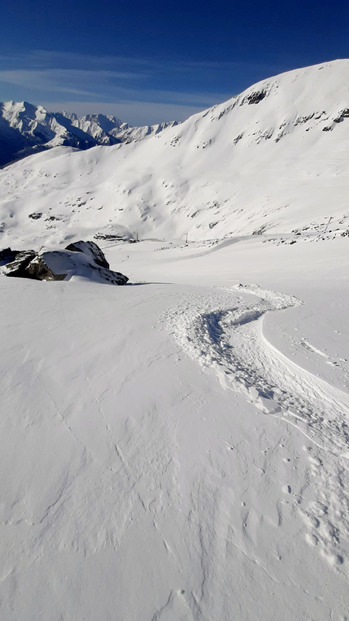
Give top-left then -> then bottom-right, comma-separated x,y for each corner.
1,0 -> 348,125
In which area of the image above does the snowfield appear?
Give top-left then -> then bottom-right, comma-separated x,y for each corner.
0,60 -> 349,620
1,235 -> 348,620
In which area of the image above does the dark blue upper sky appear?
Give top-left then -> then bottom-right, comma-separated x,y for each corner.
1,0 -> 348,124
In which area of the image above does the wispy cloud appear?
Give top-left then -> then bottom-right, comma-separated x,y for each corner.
0,68 -> 229,104
0,69 -> 148,97
0,50 -> 279,124
0,49 -> 280,75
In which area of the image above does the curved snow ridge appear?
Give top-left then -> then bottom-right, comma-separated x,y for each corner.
167,282 -> 300,396
232,285 -> 349,456
167,283 -> 349,573
167,283 -> 349,457
259,316 -> 349,451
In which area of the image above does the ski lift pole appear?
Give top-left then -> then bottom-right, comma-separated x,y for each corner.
324,216 -> 333,234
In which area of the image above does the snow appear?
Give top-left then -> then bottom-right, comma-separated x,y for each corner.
1,60 -> 349,246
0,101 -> 179,167
0,60 -> 349,619
1,233 -> 349,620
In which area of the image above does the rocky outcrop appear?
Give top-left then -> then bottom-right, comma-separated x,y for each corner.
0,247 -> 20,264
3,250 -> 36,277
65,240 -> 110,269
2,241 -> 128,285
241,90 -> 267,105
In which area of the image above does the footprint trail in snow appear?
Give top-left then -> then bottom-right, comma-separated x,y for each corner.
166,283 -> 349,574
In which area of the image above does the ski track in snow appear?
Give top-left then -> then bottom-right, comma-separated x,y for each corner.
165,283 -> 349,574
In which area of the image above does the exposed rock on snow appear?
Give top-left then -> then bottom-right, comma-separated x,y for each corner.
244,89 -> 267,104
0,247 -> 19,264
2,250 -> 36,276
3,240 -> 128,285
65,240 -> 110,269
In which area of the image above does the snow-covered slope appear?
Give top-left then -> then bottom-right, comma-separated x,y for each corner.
1,234 -> 349,620
0,101 -> 178,167
1,60 -> 348,247
1,60 -> 349,621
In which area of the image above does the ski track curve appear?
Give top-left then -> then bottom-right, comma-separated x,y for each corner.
165,283 -> 349,575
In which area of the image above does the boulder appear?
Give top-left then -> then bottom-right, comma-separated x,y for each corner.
65,240 -> 110,269
3,241 -> 128,285
0,248 -> 20,265
4,251 -> 37,278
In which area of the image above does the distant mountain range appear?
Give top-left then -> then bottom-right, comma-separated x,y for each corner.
0,60 -> 348,247
0,101 -> 179,167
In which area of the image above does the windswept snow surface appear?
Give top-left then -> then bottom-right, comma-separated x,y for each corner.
1,234 -> 349,620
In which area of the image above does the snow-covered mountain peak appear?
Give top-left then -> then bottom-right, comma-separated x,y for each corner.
2,100 -> 47,131
1,60 -> 349,247
81,113 -> 124,129
0,102 -> 179,166
167,59 -> 349,149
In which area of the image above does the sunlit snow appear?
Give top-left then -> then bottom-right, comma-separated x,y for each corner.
0,60 -> 349,620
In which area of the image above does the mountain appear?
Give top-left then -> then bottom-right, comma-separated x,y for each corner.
0,101 -> 178,167
0,60 -> 349,249
1,61 -> 349,620
67,112 -> 179,145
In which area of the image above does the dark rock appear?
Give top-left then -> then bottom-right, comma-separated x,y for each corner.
25,255 -> 59,280
88,266 -> 129,285
3,240 -> 128,285
4,251 -> 37,278
233,133 -> 243,145
28,212 -> 42,220
245,90 -> 267,105
333,108 -> 349,124
0,247 -> 20,264
65,240 -> 110,269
